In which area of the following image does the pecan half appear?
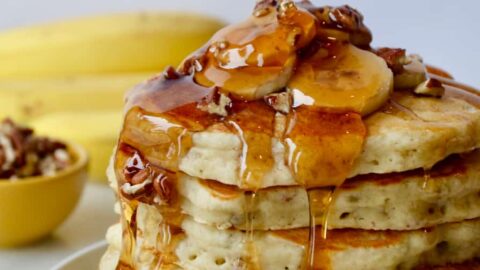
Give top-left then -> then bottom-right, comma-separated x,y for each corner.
264,91 -> 292,114
301,4 -> 373,47
414,78 -> 445,97
198,90 -> 232,117
375,48 -> 407,74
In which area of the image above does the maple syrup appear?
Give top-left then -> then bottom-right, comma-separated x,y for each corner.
306,188 -> 334,269
380,97 -> 424,121
425,65 -> 480,108
114,1 -> 372,268
183,2 -> 317,101
283,107 -> 365,188
111,1 -> 480,269
226,101 -> 276,190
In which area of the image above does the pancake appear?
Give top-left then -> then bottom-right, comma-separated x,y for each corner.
178,151 -> 480,230
100,2 -> 480,270
179,90 -> 480,189
100,203 -> 480,270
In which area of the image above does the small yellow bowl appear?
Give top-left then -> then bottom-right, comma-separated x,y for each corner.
0,142 -> 88,247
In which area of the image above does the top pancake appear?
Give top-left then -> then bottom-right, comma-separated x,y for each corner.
178,89 -> 480,189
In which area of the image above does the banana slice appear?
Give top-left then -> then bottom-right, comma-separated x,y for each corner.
287,44 -> 393,115
188,4 -> 317,100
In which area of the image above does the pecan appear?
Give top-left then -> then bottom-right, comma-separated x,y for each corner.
0,118 -> 71,179
131,168 -> 151,185
0,134 -> 15,173
375,48 -> 407,74
198,89 -> 232,117
414,78 -> 445,97
264,92 -> 292,114
179,47 -> 208,76
331,6 -> 364,31
255,0 -> 277,9
393,54 -> 428,90
302,4 -> 372,47
254,0 -> 276,17
9,131 -> 25,167
163,66 -> 181,80
2,118 -> 34,138
27,137 -> 66,158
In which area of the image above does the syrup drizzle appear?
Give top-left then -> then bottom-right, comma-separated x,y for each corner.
112,1 -> 480,269
381,98 -> 424,121
226,101 -> 276,190
182,2 -> 317,101
115,2 -> 371,268
307,191 -> 317,270
283,107 -> 365,188
306,188 -> 337,269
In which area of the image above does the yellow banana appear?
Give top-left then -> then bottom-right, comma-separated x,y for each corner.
0,12 -> 224,78
30,111 -> 122,181
0,73 -> 154,122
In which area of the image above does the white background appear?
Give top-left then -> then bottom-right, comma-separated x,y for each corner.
2,0 -> 480,87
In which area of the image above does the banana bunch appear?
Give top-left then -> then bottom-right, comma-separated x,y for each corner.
0,12 -> 224,78
0,12 -> 224,180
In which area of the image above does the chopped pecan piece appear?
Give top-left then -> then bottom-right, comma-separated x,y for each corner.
393,54 -> 427,90
414,78 -> 445,97
198,90 -> 232,117
163,66 -> 181,80
264,91 -> 292,114
375,48 -> 407,74
0,118 -> 70,180
254,0 -> 277,17
301,4 -> 372,47
131,168 -> 151,185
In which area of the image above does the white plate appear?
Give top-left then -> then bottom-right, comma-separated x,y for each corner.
51,241 -> 107,270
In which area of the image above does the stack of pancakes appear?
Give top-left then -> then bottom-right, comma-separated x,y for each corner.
100,1 -> 480,270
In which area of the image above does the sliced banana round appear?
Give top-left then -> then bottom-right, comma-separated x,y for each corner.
287,44 -> 393,115
188,5 -> 317,100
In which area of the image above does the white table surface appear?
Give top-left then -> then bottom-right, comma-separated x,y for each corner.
0,182 -> 118,270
